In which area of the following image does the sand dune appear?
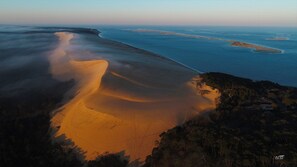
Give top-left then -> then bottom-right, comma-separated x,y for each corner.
50,32 -> 220,162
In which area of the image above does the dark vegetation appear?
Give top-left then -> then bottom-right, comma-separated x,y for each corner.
1,69 -> 296,167
0,79 -> 128,167
144,72 -> 297,167
0,27 -> 130,167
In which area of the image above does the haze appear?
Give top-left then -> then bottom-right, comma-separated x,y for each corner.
0,0 -> 297,26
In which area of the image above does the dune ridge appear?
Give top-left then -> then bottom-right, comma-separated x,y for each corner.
50,32 -> 220,162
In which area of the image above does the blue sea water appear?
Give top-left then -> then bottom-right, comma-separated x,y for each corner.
96,26 -> 297,87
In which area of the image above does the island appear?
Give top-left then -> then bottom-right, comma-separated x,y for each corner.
132,29 -> 283,54
230,41 -> 282,53
132,29 -> 217,40
266,37 -> 289,41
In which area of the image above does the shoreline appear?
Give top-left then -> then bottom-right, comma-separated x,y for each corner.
98,31 -> 203,73
2,25 -> 297,167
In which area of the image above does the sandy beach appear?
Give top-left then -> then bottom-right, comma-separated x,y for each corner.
50,32 -> 219,162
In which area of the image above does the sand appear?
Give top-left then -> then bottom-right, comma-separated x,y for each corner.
133,29 -> 221,40
230,41 -> 282,53
50,32 -> 220,162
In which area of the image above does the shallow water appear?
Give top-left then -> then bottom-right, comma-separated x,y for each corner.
98,26 -> 297,87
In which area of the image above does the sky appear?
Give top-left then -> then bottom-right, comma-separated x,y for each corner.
0,0 -> 297,26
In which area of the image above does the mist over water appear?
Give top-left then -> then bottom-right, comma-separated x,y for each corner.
0,25 -> 220,161
0,26 -> 58,97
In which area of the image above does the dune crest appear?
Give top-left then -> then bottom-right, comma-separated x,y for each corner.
49,32 -> 110,157
50,32 -> 220,162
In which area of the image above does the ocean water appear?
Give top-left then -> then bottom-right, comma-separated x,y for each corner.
97,26 -> 297,87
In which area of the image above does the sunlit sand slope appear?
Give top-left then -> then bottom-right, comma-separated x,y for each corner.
50,32 -> 219,161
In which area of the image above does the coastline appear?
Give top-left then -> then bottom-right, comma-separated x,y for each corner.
1,26 -> 297,167
98,31 -> 203,73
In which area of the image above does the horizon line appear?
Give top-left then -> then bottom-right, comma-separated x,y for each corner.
1,23 -> 297,29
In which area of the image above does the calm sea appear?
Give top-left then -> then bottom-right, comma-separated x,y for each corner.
97,26 -> 297,87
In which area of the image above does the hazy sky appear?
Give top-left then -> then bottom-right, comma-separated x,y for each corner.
0,0 -> 297,26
